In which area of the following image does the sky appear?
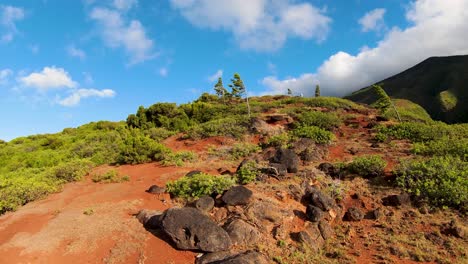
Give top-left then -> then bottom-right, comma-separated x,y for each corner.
1,0 -> 467,141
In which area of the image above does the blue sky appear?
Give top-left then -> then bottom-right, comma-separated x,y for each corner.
1,0 -> 467,140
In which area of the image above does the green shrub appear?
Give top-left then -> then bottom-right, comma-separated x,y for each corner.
236,161 -> 258,184
296,111 -> 342,131
187,117 -> 248,139
166,173 -> 235,199
265,133 -> 292,148
117,131 -> 171,164
438,90 -> 458,112
394,157 -> 467,209
382,99 -> 432,123
292,126 -> 335,144
161,151 -> 197,166
347,155 -> 387,177
229,143 -> 261,160
412,137 -> 468,161
374,132 -> 388,143
92,169 -> 128,183
53,160 -> 93,182
280,96 -> 363,110
379,122 -> 468,143
145,127 -> 176,141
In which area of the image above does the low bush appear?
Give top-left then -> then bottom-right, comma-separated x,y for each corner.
229,143 -> 261,160
412,137 -> 468,161
92,169 -> 129,183
265,133 -> 292,148
187,117 -> 248,139
295,111 -> 342,131
394,157 -> 467,209
116,131 -> 171,164
236,160 -> 258,184
347,155 -> 387,177
166,173 -> 235,199
292,126 -> 335,144
53,160 -> 93,182
161,151 -> 198,166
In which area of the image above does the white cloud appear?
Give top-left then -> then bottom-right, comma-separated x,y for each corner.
170,0 -> 331,51
359,8 -> 386,32
89,7 -> 156,64
0,5 -> 25,43
261,73 -> 316,95
159,67 -> 168,77
58,88 -> 116,107
82,72 -> 94,85
19,67 -> 77,91
0,68 -> 13,85
113,0 -> 137,11
208,69 -> 223,82
262,0 -> 468,97
67,45 -> 86,60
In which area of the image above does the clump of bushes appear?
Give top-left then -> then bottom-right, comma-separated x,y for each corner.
53,160 -> 93,182
229,143 -> 261,160
265,133 -> 292,148
116,131 -> 171,164
394,157 -> 467,210
292,126 -> 335,144
347,155 -> 387,177
92,169 -> 129,183
296,111 -> 342,131
187,117 -> 248,139
236,160 -> 258,184
161,151 -> 198,166
166,173 -> 235,199
412,137 -> 468,161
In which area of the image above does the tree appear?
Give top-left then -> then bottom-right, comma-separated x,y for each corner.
229,73 -> 251,117
372,84 -> 401,122
315,85 -> 320,97
287,88 -> 292,96
229,73 -> 245,98
214,77 -> 228,99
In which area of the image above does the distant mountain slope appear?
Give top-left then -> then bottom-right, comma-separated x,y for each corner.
346,55 -> 468,123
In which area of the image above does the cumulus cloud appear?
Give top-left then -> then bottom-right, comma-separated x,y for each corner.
208,69 -> 223,82
67,45 -> 86,60
113,0 -> 137,11
359,8 -> 386,32
261,0 -> 468,97
89,6 -> 156,64
20,67 -> 77,91
58,88 -> 116,107
0,5 -> 25,42
170,0 -> 331,51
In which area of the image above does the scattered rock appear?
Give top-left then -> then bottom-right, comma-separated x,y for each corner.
366,208 -> 383,220
288,184 -> 304,201
248,200 -> 284,224
294,224 -> 325,252
136,209 -> 163,229
159,207 -> 232,252
146,185 -> 166,194
268,163 -> 288,177
317,163 -> 341,178
306,188 -> 336,211
318,220 -> 334,240
382,193 -> 411,207
196,196 -> 215,213
365,120 -> 378,129
306,205 -> 324,222
222,186 -> 253,206
196,251 -> 234,264
270,148 -> 300,173
186,170 -> 203,177
441,220 -> 465,238
212,207 -> 228,223
344,207 -> 364,221
370,142 -> 380,148
224,219 -> 260,246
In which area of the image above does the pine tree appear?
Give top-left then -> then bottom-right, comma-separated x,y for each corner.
214,77 -> 228,98
315,85 -> 320,97
229,73 -> 245,98
287,88 -> 292,96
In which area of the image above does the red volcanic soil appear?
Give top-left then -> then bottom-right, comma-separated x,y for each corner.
0,164 -> 196,264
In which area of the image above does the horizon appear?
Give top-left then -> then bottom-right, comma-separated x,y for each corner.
1,0 -> 468,141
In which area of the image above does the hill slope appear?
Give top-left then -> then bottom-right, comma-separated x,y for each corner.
346,55 -> 468,123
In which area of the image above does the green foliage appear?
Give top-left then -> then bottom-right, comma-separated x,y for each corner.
83,208 -> 94,215
214,77 -> 229,98
53,160 -> 93,182
266,133 -> 292,148
116,130 -> 171,164
382,99 -> 432,123
292,126 -> 335,144
347,155 -> 387,177
92,169 -> 128,183
236,160 -> 258,184
315,84 -> 320,97
166,173 -> 235,199
295,111 -> 342,131
371,84 -> 392,110
394,157 -> 467,209
229,73 -> 246,98
412,137 -> 468,161
374,132 -> 388,143
280,96 -> 364,110
187,117 -> 248,139
438,90 -> 458,112
161,151 -> 197,167
229,143 -> 261,160
145,127 -> 176,141
379,122 -> 468,143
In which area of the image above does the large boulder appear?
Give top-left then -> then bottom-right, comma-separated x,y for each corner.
270,148 -> 300,173
318,220 -> 334,240
224,219 -> 260,246
306,187 -> 336,211
136,209 -> 163,229
146,185 -> 166,194
306,205 -> 324,222
222,186 -> 253,206
159,207 -> 232,252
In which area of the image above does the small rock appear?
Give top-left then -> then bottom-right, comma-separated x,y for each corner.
224,219 -> 260,246
366,208 -> 383,220
196,196 -> 215,213
344,207 -> 364,221
307,188 -> 336,211
136,209 -> 163,229
270,148 -> 300,173
294,224 -> 324,252
222,186 -> 253,206
146,185 -> 166,194
269,163 -> 288,177
441,220 -> 465,238
306,205 -> 324,222
288,184 -> 304,201
382,193 -> 411,207
186,170 -> 203,177
318,220 -> 333,240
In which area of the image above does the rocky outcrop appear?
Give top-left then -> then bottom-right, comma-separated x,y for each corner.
270,148 -> 300,173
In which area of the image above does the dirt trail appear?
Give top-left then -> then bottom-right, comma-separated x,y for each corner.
0,164 -> 196,264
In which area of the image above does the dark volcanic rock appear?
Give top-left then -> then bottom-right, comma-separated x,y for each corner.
366,208 -> 383,220
186,170 -> 203,177
294,224 -> 325,252
306,187 -> 336,211
201,251 -> 269,264
222,186 -> 253,206
382,193 -> 411,207
160,207 -> 232,252
224,219 -> 260,246
344,207 -> 364,221
317,163 -> 342,178
269,163 -> 288,177
318,220 -> 334,240
136,209 -> 163,229
146,185 -> 166,194
270,148 -> 300,173
195,196 -> 215,213
306,205 -> 324,222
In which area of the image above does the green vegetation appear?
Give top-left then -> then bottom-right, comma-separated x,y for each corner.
382,99 -> 433,123
166,173 -> 235,199
394,157 -> 467,210
295,111 -> 342,131
412,137 -> 468,161
265,132 -> 292,148
161,151 -> 197,167
315,84 -> 320,97
347,155 -> 387,177
292,126 -> 335,144
371,84 -> 392,110
236,160 -> 258,184
83,208 -> 94,215
438,90 -> 458,112
92,169 -> 130,183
